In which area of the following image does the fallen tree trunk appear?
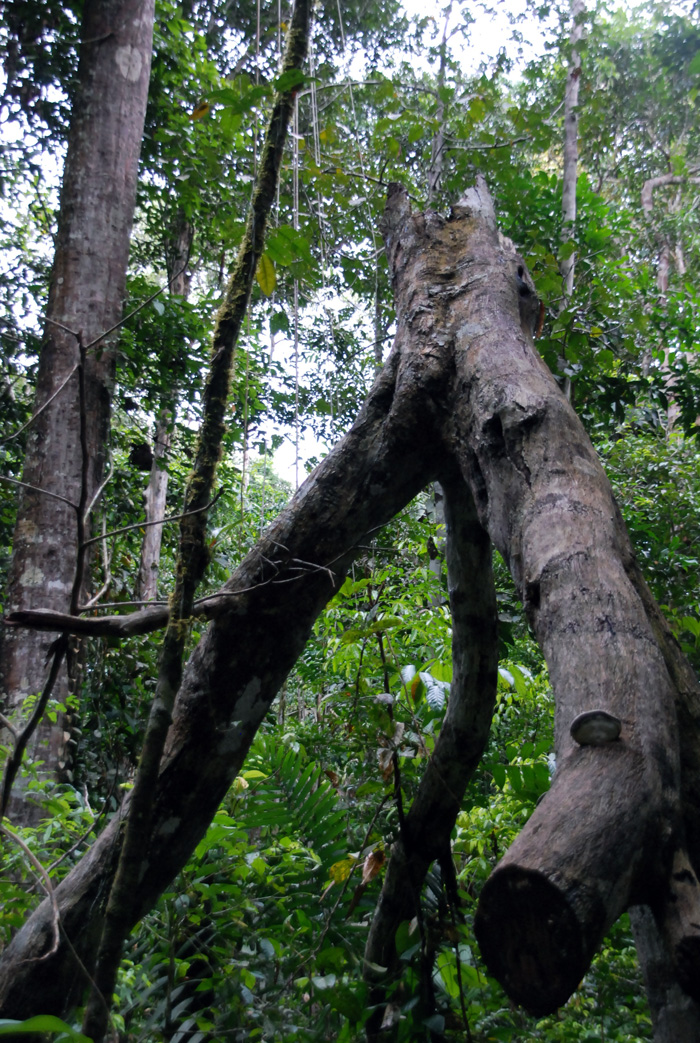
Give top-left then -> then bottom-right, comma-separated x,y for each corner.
3,180 -> 700,1026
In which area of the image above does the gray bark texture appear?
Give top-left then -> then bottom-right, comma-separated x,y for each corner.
560,0 -> 585,297
630,905 -> 700,1042
136,217 -> 193,604
0,0 -> 154,819
2,180 -> 700,1028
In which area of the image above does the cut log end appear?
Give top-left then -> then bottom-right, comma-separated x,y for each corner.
474,866 -> 588,1015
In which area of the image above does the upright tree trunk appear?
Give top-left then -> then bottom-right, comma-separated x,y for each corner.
0,0 -> 154,821
426,1 -> 451,206
556,0 -> 584,404
630,905 -> 700,1042
634,169 -> 700,1041
640,172 -> 700,432
137,216 -> 194,603
560,0 -> 584,299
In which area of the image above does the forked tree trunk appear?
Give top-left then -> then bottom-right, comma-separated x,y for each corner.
0,0 -> 154,821
3,181 -> 700,1031
364,471 -> 498,1038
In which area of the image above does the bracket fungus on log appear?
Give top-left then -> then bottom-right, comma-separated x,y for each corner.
570,709 -> 622,746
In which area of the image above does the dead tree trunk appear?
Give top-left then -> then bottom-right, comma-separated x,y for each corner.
0,0 -> 154,820
3,180 -> 700,1028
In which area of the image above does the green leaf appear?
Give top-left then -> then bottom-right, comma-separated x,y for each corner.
689,51 -> 700,75
270,310 -> 289,335
273,69 -> 306,93
255,254 -> 276,297
267,224 -> 312,264
557,240 -> 576,260
328,985 -> 366,1023
0,1017 -> 92,1041
209,84 -> 268,114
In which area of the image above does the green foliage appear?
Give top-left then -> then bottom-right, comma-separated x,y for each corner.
0,1015 -> 91,1041
119,736 -> 369,1041
0,781 -> 99,944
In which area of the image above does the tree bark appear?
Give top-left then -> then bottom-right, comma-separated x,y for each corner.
640,171 -> 700,432
3,180 -> 700,1028
560,0 -> 584,299
0,0 -> 154,821
137,215 -> 194,604
0,300 -> 446,1020
630,905 -> 700,1042
364,471 -> 498,1037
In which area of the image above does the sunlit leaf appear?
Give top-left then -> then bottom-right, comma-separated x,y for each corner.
256,254 -> 276,296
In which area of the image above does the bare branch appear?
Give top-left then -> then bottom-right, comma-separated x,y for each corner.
81,491 -> 223,549
1,364 -> 79,445
0,475 -> 79,510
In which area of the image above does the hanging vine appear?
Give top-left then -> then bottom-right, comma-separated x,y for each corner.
81,3 -> 314,1039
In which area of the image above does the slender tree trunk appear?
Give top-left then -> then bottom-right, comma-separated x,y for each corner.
365,471 -> 498,1039
635,169 -> 700,1041
426,1 -> 452,206
137,216 -> 194,603
556,0 -> 584,404
640,173 -> 700,432
560,0 -> 584,298
0,0 -> 154,821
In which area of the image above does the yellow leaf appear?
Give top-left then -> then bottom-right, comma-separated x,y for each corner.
189,101 -> 210,120
329,858 -> 354,884
256,253 -> 276,297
